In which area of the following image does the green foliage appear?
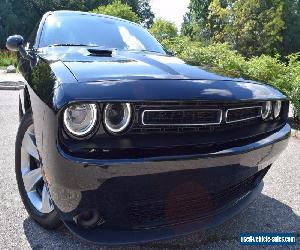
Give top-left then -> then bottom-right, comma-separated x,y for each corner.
181,0 -> 211,39
162,36 -> 300,117
137,0 -> 154,28
279,54 -> 300,117
92,0 -> 140,22
149,19 -> 178,42
206,0 -> 231,42
163,38 -> 246,77
0,50 -> 17,68
245,55 -> 287,88
230,0 -> 284,57
282,0 -> 300,56
184,0 -> 300,58
182,43 -> 247,78
161,36 -> 195,56
0,0 -> 19,50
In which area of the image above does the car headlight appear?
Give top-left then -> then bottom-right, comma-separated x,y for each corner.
261,101 -> 272,120
63,103 -> 98,137
273,100 -> 282,119
104,103 -> 132,133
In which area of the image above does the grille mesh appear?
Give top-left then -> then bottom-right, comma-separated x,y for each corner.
127,167 -> 269,229
142,109 -> 221,125
226,107 -> 261,123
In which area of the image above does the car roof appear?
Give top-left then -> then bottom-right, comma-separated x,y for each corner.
45,10 -> 140,27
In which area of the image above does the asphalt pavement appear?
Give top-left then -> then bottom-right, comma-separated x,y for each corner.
0,90 -> 299,250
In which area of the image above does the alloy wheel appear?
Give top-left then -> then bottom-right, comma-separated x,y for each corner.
20,124 -> 54,214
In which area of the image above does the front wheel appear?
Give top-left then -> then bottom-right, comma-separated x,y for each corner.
15,111 -> 62,229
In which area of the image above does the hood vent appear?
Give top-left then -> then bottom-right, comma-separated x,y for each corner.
88,49 -> 113,57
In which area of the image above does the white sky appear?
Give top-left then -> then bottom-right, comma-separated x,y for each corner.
150,0 -> 190,30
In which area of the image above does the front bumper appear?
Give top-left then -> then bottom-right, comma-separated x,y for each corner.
46,124 -> 290,245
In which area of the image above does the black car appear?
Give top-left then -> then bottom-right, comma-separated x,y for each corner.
6,11 -> 290,245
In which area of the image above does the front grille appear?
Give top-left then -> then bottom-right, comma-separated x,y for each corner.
127,167 -> 269,229
130,101 -> 265,134
142,109 -> 222,126
226,106 -> 261,123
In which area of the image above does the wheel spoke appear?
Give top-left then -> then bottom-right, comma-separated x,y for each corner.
23,168 -> 42,192
20,124 -> 54,214
22,131 -> 39,160
41,185 -> 53,214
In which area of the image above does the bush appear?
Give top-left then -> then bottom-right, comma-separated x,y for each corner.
162,38 -> 246,77
162,36 -> 300,118
245,55 -> 287,89
183,43 -> 247,78
282,54 -> 300,118
0,50 -> 17,68
149,19 -> 178,42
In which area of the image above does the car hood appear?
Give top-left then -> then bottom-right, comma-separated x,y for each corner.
37,47 -> 286,109
39,47 -> 231,82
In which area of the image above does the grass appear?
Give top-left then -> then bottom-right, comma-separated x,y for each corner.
0,50 -> 17,68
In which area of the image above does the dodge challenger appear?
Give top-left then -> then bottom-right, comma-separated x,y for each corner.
6,11 -> 290,245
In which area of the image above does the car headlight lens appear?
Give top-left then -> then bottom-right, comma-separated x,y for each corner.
273,101 -> 282,119
104,103 -> 132,133
261,101 -> 272,120
63,103 -> 98,137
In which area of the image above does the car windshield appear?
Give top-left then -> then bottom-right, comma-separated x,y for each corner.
39,14 -> 166,54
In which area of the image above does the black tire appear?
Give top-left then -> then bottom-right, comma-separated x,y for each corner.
15,111 -> 62,229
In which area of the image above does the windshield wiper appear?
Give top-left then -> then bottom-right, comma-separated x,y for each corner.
50,44 -> 98,47
127,49 -> 164,54
140,49 -> 161,53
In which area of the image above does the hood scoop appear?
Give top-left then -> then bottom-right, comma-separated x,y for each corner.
88,49 -> 113,57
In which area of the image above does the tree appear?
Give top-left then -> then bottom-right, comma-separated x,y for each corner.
183,0 -> 286,57
149,18 -> 178,42
0,0 -> 35,49
181,0 -> 212,39
282,0 -> 300,56
23,0 -> 88,15
0,1 -> 17,48
83,0 -> 154,26
206,0 -> 231,43
137,0 -> 154,28
228,0 -> 285,57
87,0 -> 139,12
92,0 -> 140,22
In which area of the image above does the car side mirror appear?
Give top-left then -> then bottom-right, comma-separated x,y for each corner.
6,35 -> 35,62
6,35 -> 24,51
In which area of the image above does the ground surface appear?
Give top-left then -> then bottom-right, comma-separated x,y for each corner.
0,90 -> 299,250
0,70 -> 24,84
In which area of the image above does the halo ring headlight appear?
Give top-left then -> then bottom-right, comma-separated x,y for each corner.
63,103 -> 98,137
273,100 -> 282,119
261,101 -> 272,121
104,103 -> 132,133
